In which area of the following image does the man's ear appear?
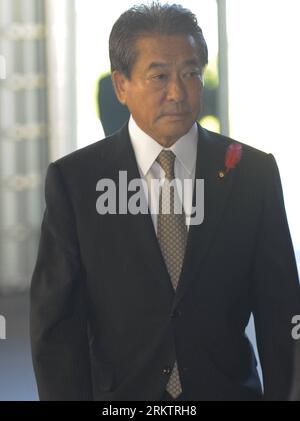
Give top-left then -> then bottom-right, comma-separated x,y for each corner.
112,70 -> 129,105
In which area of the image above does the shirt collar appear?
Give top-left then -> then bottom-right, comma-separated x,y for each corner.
128,115 -> 198,176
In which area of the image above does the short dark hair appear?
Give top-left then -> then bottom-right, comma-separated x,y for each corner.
109,2 -> 208,79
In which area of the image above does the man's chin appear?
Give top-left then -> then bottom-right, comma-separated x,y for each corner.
159,121 -> 193,138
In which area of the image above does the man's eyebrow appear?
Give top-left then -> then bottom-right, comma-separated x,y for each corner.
182,58 -> 201,67
147,62 -> 170,71
146,58 -> 201,72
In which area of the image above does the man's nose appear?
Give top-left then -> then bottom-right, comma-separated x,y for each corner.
166,76 -> 186,103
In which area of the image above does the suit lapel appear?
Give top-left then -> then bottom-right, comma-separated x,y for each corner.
106,123 -> 237,304
108,124 -> 174,297
174,125 -> 236,308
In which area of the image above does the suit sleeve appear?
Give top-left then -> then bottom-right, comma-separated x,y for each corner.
30,162 -> 93,401
252,154 -> 300,401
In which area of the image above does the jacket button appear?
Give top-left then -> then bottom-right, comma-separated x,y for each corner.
172,309 -> 181,318
162,366 -> 172,375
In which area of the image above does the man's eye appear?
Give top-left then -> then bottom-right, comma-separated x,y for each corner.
184,71 -> 200,78
153,74 -> 168,81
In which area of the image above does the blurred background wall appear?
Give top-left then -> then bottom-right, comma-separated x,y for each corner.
0,0 -> 48,295
0,0 -> 299,401
0,0 -> 48,400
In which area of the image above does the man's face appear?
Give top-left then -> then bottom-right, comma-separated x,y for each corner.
113,34 -> 204,146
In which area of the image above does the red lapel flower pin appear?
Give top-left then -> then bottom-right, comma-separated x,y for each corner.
219,143 -> 243,179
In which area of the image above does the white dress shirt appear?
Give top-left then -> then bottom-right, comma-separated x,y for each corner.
128,115 -> 198,233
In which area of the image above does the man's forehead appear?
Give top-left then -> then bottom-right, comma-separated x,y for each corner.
136,32 -> 196,45
146,58 -> 201,71
135,34 -> 201,66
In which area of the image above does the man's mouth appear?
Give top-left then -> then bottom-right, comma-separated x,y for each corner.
162,112 -> 189,118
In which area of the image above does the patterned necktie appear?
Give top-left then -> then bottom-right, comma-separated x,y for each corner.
156,150 -> 187,399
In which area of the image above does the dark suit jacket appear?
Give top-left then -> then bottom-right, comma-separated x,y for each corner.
30,123 -> 300,401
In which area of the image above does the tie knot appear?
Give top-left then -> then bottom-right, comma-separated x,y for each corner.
156,150 -> 176,180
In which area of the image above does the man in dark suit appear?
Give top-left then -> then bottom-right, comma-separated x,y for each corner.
30,3 -> 300,401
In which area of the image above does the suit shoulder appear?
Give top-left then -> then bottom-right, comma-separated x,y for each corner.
53,133 -> 116,171
205,129 -> 270,159
206,130 -> 269,157
45,131 -> 122,200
